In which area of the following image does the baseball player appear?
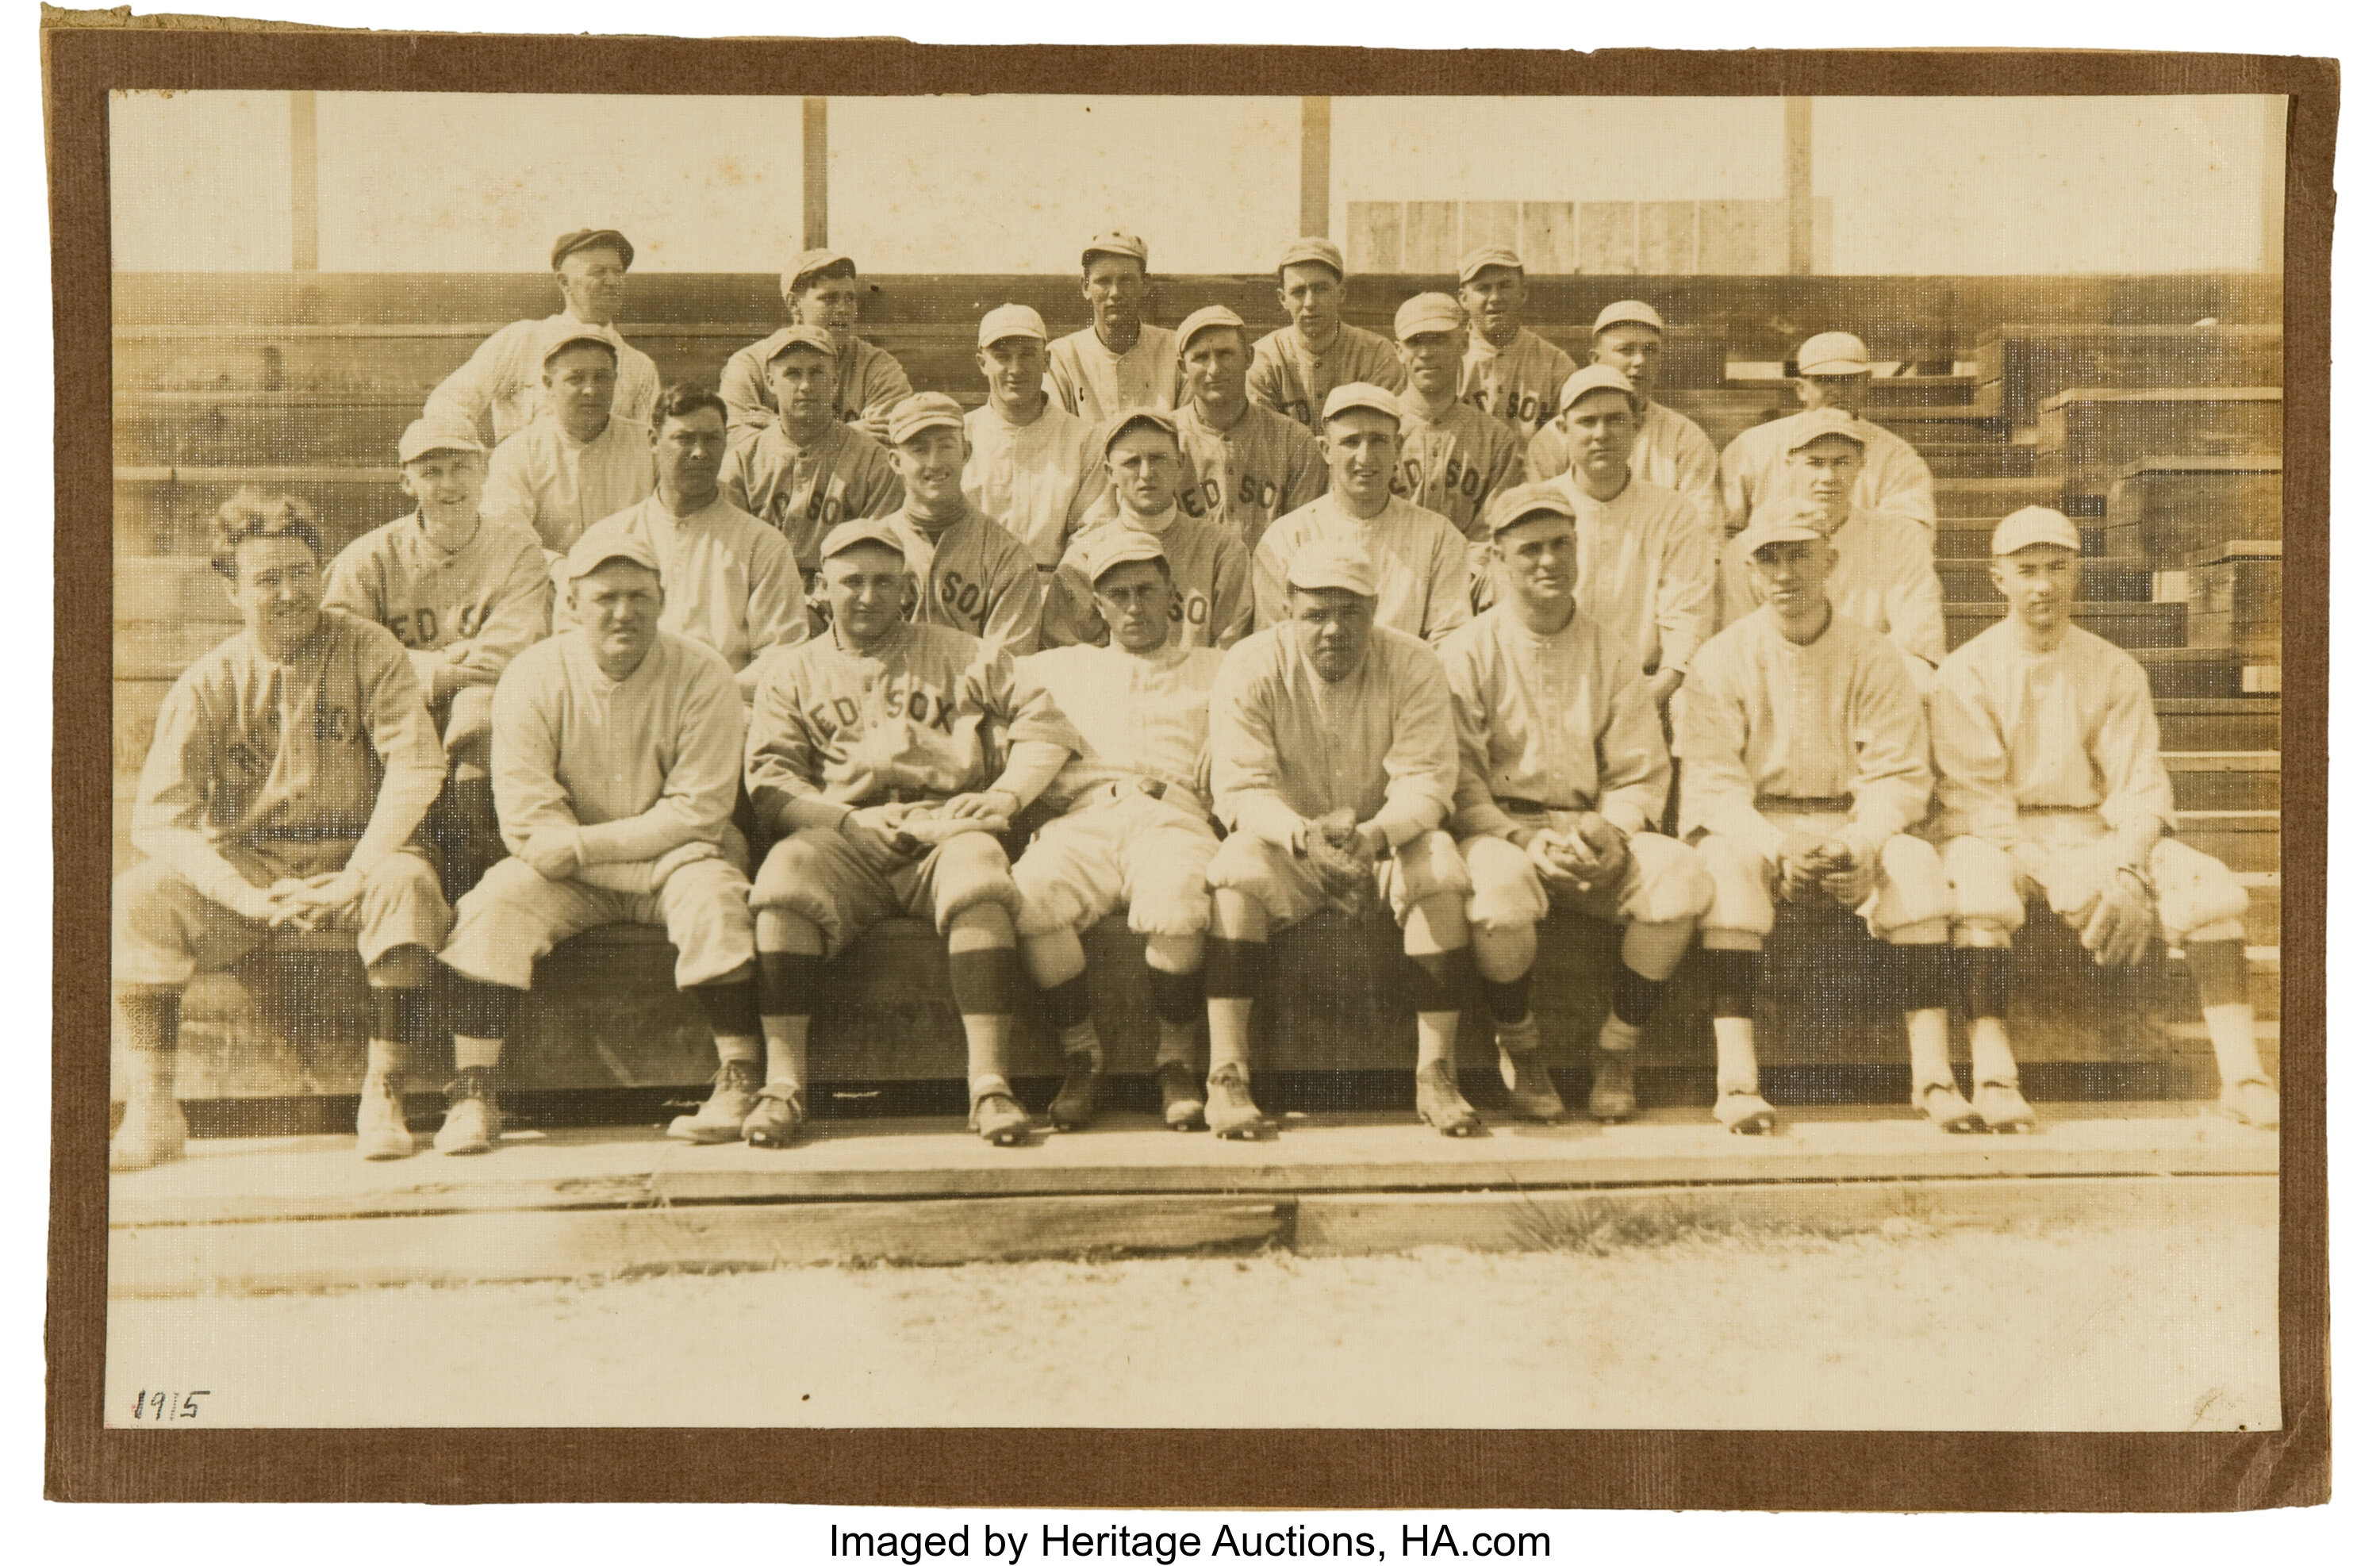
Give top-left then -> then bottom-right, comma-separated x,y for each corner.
743,516 -> 1086,1148
721,248 -> 912,445
1388,292 -> 1526,555
1541,366 -> 1717,712
1718,410 -> 1945,678
1443,487 -> 1714,1125
962,304 -> 1104,569
113,491 -> 451,1171
1253,383 -> 1473,645
478,320 -> 657,556
1453,245 -> 1577,443
1045,232 -> 1180,424
558,384 -> 807,703
1719,331 -> 1937,532
424,228 -> 660,446
1015,529 -> 1230,1132
1041,410 -> 1253,652
1932,507 -> 2274,1130
1526,301 -> 1722,533
433,528 -> 766,1157
1166,304 -> 1328,552
1206,535 -> 1478,1138
1675,509 -> 1976,1136
720,323 -> 904,593
324,417 -> 554,903
1248,237 -> 1407,434
881,392 -> 1046,662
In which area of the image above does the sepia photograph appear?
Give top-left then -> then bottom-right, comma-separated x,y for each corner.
63,28 -> 2320,1472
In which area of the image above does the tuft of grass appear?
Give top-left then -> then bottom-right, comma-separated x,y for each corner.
1505,1194 -> 1922,1256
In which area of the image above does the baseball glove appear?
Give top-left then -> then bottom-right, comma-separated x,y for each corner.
1307,809 -> 1380,921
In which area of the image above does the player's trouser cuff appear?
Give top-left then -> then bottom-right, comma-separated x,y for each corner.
112,850 -> 451,987
1460,826 -> 1712,931
750,826 -> 1020,960
1695,823 -> 1948,941
1944,823 -> 2251,944
1012,799 -> 1219,940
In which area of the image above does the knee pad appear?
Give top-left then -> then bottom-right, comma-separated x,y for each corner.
1631,834 -> 1715,925
934,835 -> 1022,931
2152,840 -> 2252,938
1871,835 -> 1952,935
1940,836 -> 2025,941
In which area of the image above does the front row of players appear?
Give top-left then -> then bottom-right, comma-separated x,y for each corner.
110,476 -> 2279,1172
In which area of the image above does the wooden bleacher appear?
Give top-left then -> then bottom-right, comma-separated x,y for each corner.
109,271 -> 2286,1127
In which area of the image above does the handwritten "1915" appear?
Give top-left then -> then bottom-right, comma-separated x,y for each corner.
130,1390 -> 209,1421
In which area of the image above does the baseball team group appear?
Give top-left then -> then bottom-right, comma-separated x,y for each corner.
109,224 -> 2280,1173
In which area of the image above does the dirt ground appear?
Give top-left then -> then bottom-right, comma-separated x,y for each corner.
106,1207 -> 2278,1430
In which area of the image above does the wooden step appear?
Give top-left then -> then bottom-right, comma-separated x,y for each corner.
2136,648 -> 2248,700
1934,475 -> 2071,520
1912,443 -> 2036,479
1945,601 -> 2183,651
113,391 -> 421,468
1972,324 -> 2282,428
2237,872 -> 2281,946
1726,374 -> 1981,409
1934,558 -> 2150,601
114,468 -> 405,558
2154,698 -> 2278,753
2104,455 -> 2283,564
2166,751 -> 2280,812
1870,409 -> 2015,445
2177,810 -> 2278,873
2034,388 -> 2282,490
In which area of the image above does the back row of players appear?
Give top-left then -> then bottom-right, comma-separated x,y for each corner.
107,227 -> 2278,1173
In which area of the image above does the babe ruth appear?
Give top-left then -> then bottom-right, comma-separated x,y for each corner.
1253,383 -> 1474,645
325,417 -> 553,902
1388,293 -> 1526,577
881,392 -> 1046,662
435,528 -> 766,1157
478,320 -> 658,556
1718,410 -> 1945,678
720,249 -> 912,445
742,516 -> 1086,1148
1248,237 -> 1407,434
962,304 -> 1104,569
113,491 -> 452,1171
720,324 -> 904,587
424,228 -> 660,445
1453,245 -> 1577,443
1525,301 -> 1722,533
1042,411 -> 1253,652
1444,488 -> 1714,1125
1046,232 -> 1180,424
1719,331 -> 1937,532
559,384 -> 807,703
1675,509 -> 1979,1135
1931,507 -> 2274,1130
1205,536 -> 1481,1138
1015,528 -> 1230,1133
1166,304 -> 1329,551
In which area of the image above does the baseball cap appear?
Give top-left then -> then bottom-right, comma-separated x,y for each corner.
1082,231 -> 1150,268
1737,505 -> 1830,556
1175,304 -> 1247,355
1098,409 -> 1181,455
1796,331 -> 1872,377
1778,408 -> 1870,455
1393,293 -> 1467,341
885,393 -> 968,446
1991,505 -> 2082,556
761,323 -> 840,367
977,304 -> 1050,348
1593,300 -> 1666,335
539,317 -> 620,368
551,228 -> 633,271
1557,364 -> 1642,414
1077,526 -> 1170,587
1457,244 -> 1525,284
818,515 -> 913,565
1278,236 -> 1346,278
1481,482 -> 1578,537
1320,382 -> 1403,424
561,522 -> 661,583
1285,535 -> 1380,598
396,417 -> 485,464
781,248 -> 855,300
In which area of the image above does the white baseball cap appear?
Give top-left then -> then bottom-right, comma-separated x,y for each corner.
1456,244 -> 1525,284
1737,505 -> 1831,556
1593,300 -> 1666,335
539,317 -> 620,369
977,304 -> 1049,348
1991,506 -> 2082,555
1482,482 -> 1577,537
1796,332 -> 1873,377
1393,293 -> 1467,341
1285,535 -> 1380,597
1278,236 -> 1346,278
1778,408 -> 1870,455
818,515 -> 912,564
562,521 -> 661,583
1083,231 -> 1149,267
1557,364 -> 1642,415
397,417 -> 485,464
1077,526 -> 1170,586
1320,382 -> 1403,424
885,393 -> 967,446
1175,304 -> 1247,355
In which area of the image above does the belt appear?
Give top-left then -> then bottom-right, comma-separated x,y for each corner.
2017,805 -> 2107,817
1493,796 -> 1595,818
1756,794 -> 1855,812
1080,777 -> 1207,819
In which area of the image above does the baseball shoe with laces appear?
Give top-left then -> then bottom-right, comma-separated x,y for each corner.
743,1080 -> 808,1147
109,1080 -> 187,1174
1415,1059 -> 1485,1137
1156,1060 -> 1206,1130
355,1071 -> 416,1160
1972,1079 -> 2036,1133
1205,1063 -> 1269,1139
1714,1087 -> 1779,1134
1586,1049 -> 1637,1123
2220,1077 -> 2279,1130
433,1069 -> 501,1155
1914,1080 -> 1986,1133
1499,1047 -> 1566,1123
668,1059 -> 763,1144
970,1086 -> 1035,1146
1048,1051 -> 1103,1131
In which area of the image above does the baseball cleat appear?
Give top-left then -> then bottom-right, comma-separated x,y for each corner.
1205,1063 -> 1270,1140
742,1081 -> 808,1148
108,1087 -> 187,1174
969,1088 -> 1035,1146
1048,1050 -> 1104,1131
354,1072 -> 416,1161
1586,1049 -> 1638,1123
1499,1048 -> 1566,1123
432,1069 -> 501,1156
1415,1060 -> 1486,1137
1972,1079 -> 2036,1134
1914,1080 -> 1987,1134
2219,1077 -> 2280,1130
667,1059 -> 762,1144
1714,1088 -> 1779,1135
1157,1060 -> 1206,1130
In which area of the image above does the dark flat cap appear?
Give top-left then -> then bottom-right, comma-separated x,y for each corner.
551,228 -> 635,270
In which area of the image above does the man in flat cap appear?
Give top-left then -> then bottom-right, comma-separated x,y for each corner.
1441,485 -> 1714,1125
425,228 -> 659,446
962,304 -> 1104,570
433,527 -> 765,1157
1249,237 -> 1407,436
1526,301 -> 1722,534
1046,231 -> 1179,424
478,319 -> 658,557
1719,330 -> 1937,532
1389,291 -> 1526,566
721,248 -> 912,446
740,516 -> 1085,1148
1015,527 -> 1234,1133
721,323 -> 904,606
1253,383 -> 1473,646
1675,508 -> 1975,1137
1204,534 -> 1478,1137
1453,245 -> 1577,446
1167,304 -> 1328,552
1930,507 -> 2274,1131
1042,410 -> 1253,652
881,392 -> 1046,662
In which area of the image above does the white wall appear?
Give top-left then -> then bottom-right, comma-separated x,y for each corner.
110,90 -> 293,271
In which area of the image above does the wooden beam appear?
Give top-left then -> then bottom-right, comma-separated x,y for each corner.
801,96 -> 829,250
1299,96 -> 1331,238
288,90 -> 319,272
1784,96 -> 1814,276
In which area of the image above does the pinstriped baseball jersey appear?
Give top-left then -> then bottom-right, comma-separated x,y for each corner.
1041,507 -> 1254,652
1391,390 -> 1527,542
1023,639 -> 1225,807
1248,324 -> 1408,434
721,420 -> 905,573
1461,328 -> 1578,441
323,510 -> 554,689
889,506 -> 1046,662
1046,325 -> 1180,423
1171,399 -> 1329,552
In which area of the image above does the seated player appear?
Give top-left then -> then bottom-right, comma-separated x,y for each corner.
720,323 -> 904,601
478,320 -> 656,556
721,248 -> 912,444
742,517 -> 1086,1148
1443,488 -> 1714,1124
326,417 -> 553,902
1931,507 -> 2275,1130
424,227 -> 658,445
1453,244 -> 1577,444
1204,536 -> 1476,1138
1015,529 -> 1230,1132
433,529 -> 766,1157
1388,292 -> 1525,580
1526,301 -> 1722,532
1718,331 -> 1936,532
1045,232 -> 1179,423
1248,237 -> 1407,433
881,392 -> 1045,662
113,491 -> 451,1170
962,304 -> 1104,570
1675,509 -> 1979,1136
1041,409 -> 1253,651
1165,304 -> 1327,551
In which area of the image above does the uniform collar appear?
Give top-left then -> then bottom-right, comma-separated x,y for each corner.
1119,504 -> 1182,538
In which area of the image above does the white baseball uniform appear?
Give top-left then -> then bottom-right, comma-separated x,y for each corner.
1248,324 -> 1408,435
1549,470 -> 1718,682
424,313 -> 661,446
962,400 -> 1104,570
1720,413 -> 1937,532
480,414 -> 656,556
1718,507 -> 1947,670
720,334 -> 912,444
1046,325 -> 1180,424
1252,493 -> 1475,645
558,495 -> 809,701
1529,400 -> 1724,533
